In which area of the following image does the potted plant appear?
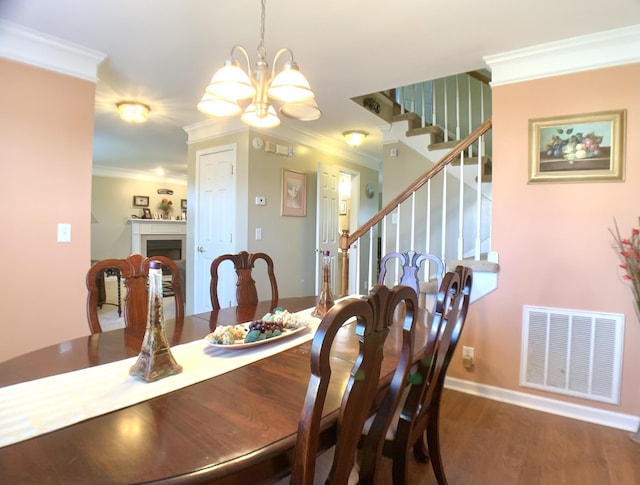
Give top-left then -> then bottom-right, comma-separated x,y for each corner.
610,218 -> 640,444
158,198 -> 173,219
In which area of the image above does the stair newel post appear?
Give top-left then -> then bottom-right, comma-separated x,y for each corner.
339,230 -> 350,297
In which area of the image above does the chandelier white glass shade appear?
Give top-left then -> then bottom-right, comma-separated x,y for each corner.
116,101 -> 150,123
198,0 -> 320,127
343,130 -> 368,147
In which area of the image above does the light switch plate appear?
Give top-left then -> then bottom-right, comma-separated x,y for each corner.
57,223 -> 71,242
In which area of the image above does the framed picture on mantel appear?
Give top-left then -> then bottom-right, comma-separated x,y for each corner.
133,195 -> 150,207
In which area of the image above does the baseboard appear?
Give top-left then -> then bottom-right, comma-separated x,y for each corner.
444,376 -> 640,432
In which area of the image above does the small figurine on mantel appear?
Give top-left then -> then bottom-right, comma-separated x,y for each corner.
130,261 -> 182,382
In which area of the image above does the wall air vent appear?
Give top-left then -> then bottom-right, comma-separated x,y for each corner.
521,305 -> 624,404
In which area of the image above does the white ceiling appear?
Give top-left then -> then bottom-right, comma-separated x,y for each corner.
1,0 -> 639,179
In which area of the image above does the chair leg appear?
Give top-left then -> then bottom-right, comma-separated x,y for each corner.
411,430 -> 430,463
391,442 -> 410,485
426,414 -> 447,485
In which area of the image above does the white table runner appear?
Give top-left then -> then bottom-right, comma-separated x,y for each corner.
0,306 -> 320,449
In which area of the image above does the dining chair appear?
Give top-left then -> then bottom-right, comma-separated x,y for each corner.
86,254 -> 184,334
209,251 -> 279,310
279,283 -> 419,485
377,250 -> 445,309
372,264 -> 473,485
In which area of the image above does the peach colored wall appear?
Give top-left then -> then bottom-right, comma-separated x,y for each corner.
0,58 -> 94,362
448,63 -> 640,415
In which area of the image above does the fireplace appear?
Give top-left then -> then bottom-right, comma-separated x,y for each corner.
129,219 -> 187,300
145,239 -> 182,261
129,219 -> 187,257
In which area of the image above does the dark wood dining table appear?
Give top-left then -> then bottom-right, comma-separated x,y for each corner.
0,296 -> 430,484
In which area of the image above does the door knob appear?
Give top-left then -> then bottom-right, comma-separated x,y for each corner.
197,246 -> 206,252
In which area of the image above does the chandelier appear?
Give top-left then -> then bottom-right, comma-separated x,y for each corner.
198,0 -> 321,128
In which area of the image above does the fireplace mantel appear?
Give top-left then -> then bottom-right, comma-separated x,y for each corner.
129,219 -> 187,255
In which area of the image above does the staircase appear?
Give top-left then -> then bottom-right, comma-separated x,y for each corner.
341,72 -> 498,304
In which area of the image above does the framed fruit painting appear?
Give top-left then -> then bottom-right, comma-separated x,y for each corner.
528,109 -> 626,183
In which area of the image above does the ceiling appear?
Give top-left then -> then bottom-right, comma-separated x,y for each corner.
1,0 -> 639,179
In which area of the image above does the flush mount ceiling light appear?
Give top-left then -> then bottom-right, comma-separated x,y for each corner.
343,130 -> 368,147
116,101 -> 150,123
197,0 -> 320,128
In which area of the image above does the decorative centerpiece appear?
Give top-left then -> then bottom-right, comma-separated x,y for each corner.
610,218 -> 640,444
311,250 -> 335,318
158,198 -> 173,219
130,261 -> 182,382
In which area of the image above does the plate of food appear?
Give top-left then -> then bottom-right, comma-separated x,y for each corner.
204,308 -> 309,349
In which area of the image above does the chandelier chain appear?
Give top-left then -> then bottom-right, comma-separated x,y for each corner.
258,0 -> 267,60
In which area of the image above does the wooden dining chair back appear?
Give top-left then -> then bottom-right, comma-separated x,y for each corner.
290,284 -> 419,485
210,251 -> 279,310
86,254 -> 184,334
378,251 -> 445,308
385,265 -> 473,485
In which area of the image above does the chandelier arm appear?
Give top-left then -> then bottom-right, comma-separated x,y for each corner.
270,47 -> 294,78
230,44 -> 252,72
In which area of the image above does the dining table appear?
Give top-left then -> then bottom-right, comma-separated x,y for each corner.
0,295 -> 431,484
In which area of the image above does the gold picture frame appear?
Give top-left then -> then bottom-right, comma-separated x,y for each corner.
528,109 -> 626,183
281,169 -> 307,217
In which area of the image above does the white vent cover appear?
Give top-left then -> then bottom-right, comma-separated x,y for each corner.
521,305 -> 624,404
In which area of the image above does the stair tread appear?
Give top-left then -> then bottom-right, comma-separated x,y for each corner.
392,112 -> 421,126
406,124 -> 440,134
428,140 -> 459,150
447,258 -> 499,273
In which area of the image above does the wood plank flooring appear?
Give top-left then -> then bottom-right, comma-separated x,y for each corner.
377,389 -> 640,484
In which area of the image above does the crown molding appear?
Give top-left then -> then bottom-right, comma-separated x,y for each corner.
0,20 -> 106,82
485,24 -> 640,86
93,165 -> 187,185
184,118 -> 381,171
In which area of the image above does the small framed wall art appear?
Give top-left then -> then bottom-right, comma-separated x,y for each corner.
528,109 -> 626,183
133,195 -> 150,207
181,199 -> 187,210
281,169 -> 307,217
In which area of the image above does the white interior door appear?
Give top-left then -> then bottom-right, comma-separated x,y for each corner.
345,172 -> 361,295
194,145 -> 236,313
316,163 -> 340,294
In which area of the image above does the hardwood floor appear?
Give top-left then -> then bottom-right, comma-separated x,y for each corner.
377,389 -> 640,485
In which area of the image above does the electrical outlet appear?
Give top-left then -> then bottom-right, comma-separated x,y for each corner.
462,346 -> 474,369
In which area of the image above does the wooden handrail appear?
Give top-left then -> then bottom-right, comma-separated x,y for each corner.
466,70 -> 491,85
338,116 -> 492,295
342,117 -> 491,249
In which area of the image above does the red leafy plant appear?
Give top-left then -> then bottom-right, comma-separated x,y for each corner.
610,218 -> 640,319
159,198 -> 173,212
